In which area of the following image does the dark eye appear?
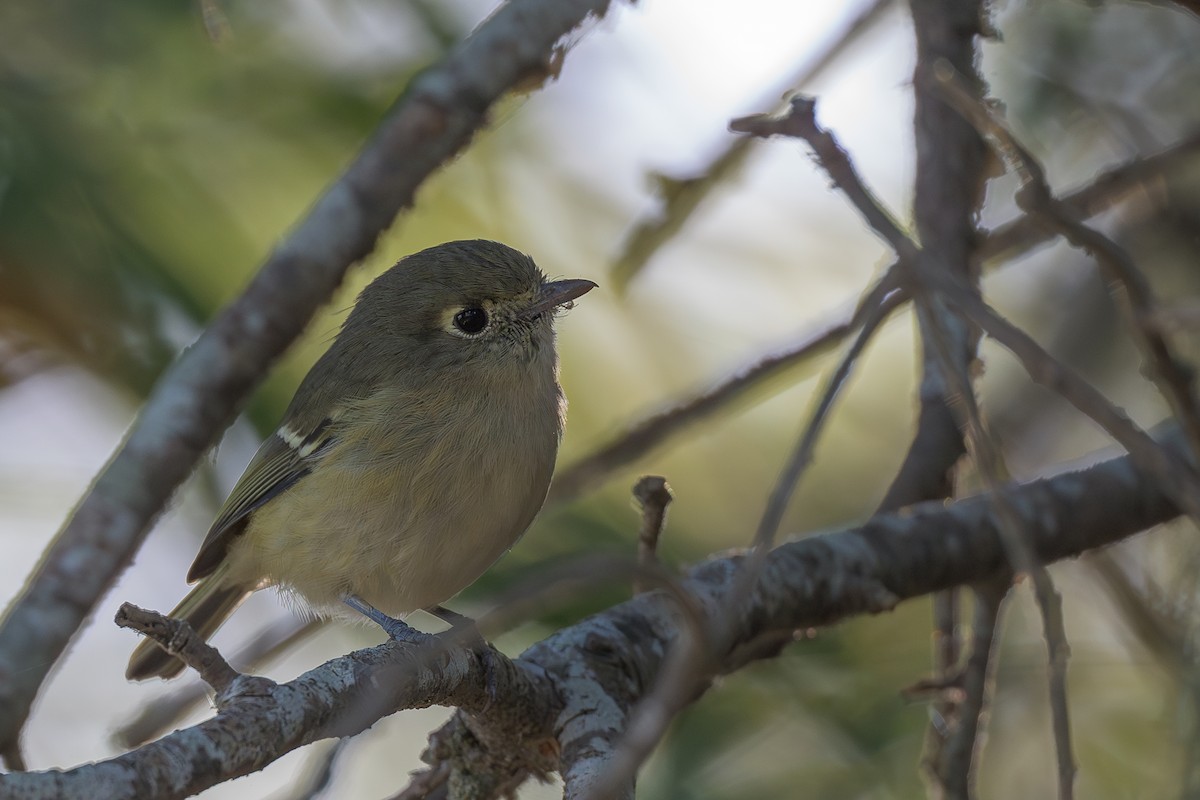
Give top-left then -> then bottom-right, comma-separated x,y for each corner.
452,307 -> 489,335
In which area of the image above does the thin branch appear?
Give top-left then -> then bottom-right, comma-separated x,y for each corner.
631,476 -> 673,595
549,135 -> 1200,507
0,0 -> 618,757
610,0 -> 896,289
573,267 -> 900,800
546,305 -> 868,505
896,6 -> 989,780
937,69 -> 1200,478
733,96 -> 1200,525
933,577 -> 1009,798
551,424 -> 1184,797
882,0 -> 985,518
979,131 -> 1200,266
736,93 -> 1163,800
752,270 -> 900,552
733,98 -> 920,263
398,554 -> 709,800
923,294 -> 1078,800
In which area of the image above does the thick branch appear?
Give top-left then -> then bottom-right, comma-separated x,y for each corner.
0,635 -> 557,800
0,427 -> 1184,799
551,426 -> 1181,793
0,0 -> 616,756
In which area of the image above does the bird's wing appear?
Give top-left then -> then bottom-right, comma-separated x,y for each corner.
186,416 -> 335,582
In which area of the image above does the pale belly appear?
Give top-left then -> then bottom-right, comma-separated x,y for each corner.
226,388 -> 559,616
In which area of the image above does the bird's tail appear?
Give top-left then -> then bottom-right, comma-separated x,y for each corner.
125,563 -> 252,681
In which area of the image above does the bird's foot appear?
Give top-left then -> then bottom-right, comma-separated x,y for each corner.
427,605 -> 501,708
343,595 -> 430,644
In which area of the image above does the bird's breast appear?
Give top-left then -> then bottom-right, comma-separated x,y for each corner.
232,362 -> 564,616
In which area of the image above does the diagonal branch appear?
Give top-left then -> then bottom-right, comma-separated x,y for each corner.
549,134 -> 1200,507
936,70 -> 1200,476
0,0 -> 618,758
732,96 -> 1200,526
610,0 -> 896,289
550,424 -> 1185,797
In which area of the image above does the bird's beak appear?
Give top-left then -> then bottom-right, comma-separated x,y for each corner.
527,278 -> 597,316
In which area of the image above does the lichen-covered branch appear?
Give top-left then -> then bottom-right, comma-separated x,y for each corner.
0,426 -> 1183,800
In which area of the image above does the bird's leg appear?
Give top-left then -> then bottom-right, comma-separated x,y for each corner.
343,595 -> 428,644
427,605 -> 500,704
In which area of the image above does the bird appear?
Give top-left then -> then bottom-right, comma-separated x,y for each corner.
127,240 -> 595,680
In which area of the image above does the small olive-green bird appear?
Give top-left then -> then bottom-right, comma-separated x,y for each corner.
127,240 -> 595,680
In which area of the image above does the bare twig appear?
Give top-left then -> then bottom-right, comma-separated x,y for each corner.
546,305 -> 869,505
752,270 -> 900,552
549,136 -> 1200,507
574,266 -> 901,799
734,96 -> 1200,524
733,98 -> 920,262
393,553 -> 709,800
739,91 -> 1086,798
114,603 -> 243,697
116,617 -> 322,748
882,0 -> 985,516
979,132 -> 1200,265
936,69 -> 1200,477
0,0 -> 618,757
929,292 -> 1081,799
932,577 -> 1009,798
921,251 -> 1077,799
611,0 -> 896,289
631,476 -> 674,595
553,424 -> 1184,799
906,3 -> 989,787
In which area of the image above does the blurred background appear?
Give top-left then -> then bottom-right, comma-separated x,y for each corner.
2,0 -> 1200,797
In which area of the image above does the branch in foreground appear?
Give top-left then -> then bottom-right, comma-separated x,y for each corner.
114,604 -> 243,698
1,425 -> 1169,800
904,0 -> 989,786
0,0 -> 617,757
117,617 -> 321,748
549,426 -> 1184,797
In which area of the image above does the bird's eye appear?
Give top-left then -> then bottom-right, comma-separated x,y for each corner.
452,307 -> 489,335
